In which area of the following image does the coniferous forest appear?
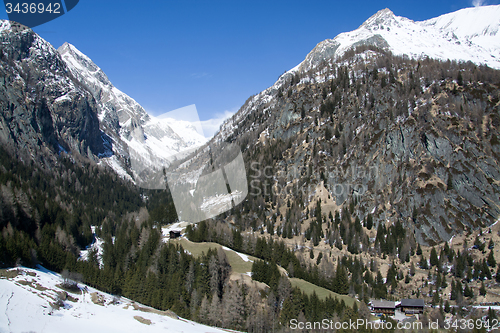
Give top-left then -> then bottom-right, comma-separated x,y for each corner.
0,145 -> 363,332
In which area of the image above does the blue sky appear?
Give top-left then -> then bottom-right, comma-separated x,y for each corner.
1,0 -> 498,134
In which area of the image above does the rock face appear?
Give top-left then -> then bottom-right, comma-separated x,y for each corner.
0,21 -> 106,162
178,6 -> 500,245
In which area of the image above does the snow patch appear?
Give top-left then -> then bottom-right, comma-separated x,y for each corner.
222,246 -> 253,262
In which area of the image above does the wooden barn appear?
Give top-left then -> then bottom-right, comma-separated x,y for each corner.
400,299 -> 424,314
169,230 -> 181,239
370,300 -> 397,316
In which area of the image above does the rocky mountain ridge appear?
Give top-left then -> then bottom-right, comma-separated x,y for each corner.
0,20 -> 107,163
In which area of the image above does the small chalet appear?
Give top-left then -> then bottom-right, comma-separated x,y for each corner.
169,230 -> 181,239
370,300 -> 397,315
400,299 -> 424,314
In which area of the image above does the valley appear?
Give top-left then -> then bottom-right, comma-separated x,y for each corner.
1,4 -> 500,332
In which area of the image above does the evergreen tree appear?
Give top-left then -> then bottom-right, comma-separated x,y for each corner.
457,71 -> 464,86
366,214 -> 373,230
419,254 -> 428,269
334,265 -> 349,295
444,300 -> 450,313
488,307 -> 497,321
430,247 -> 439,267
325,127 -> 332,141
488,250 -> 496,267
480,281 -> 486,296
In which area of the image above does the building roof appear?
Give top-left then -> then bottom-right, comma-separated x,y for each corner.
401,299 -> 425,307
371,300 -> 396,309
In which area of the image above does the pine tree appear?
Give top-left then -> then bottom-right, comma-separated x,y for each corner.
366,214 -> 373,230
450,280 -> 457,300
488,307 -> 497,321
419,254 -> 428,269
335,265 -> 349,295
432,292 -> 440,306
447,175 -> 453,190
208,293 -> 222,327
457,71 -> 464,86
221,281 -> 245,329
488,250 -> 497,267
480,281 -> 486,296
430,247 -> 439,267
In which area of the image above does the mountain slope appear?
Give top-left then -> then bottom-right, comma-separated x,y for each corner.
178,6 -> 500,246
58,43 -> 207,186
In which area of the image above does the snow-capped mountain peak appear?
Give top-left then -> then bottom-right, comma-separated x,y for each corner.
299,5 -> 500,73
360,8 -> 399,29
216,5 -> 500,146
58,43 -> 207,185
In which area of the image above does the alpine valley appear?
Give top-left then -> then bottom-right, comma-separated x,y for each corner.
1,5 -> 500,333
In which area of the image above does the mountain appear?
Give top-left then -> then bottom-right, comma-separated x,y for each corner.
0,20 -> 107,164
0,20 -> 205,185
58,43 -> 207,186
218,5 -> 500,144
180,5 -> 500,246
298,5 -> 500,73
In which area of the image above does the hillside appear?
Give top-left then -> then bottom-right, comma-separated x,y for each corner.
0,266 -> 228,333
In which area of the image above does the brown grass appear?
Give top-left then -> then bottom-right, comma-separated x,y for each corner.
133,316 -> 152,325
